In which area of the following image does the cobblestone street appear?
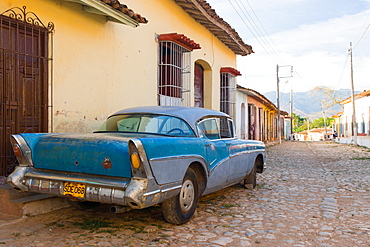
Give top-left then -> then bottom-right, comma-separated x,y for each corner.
1,141 -> 370,246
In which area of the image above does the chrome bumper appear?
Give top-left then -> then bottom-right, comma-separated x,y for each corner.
7,166 -> 181,209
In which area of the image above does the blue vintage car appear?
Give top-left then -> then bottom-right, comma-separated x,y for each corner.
8,106 -> 265,224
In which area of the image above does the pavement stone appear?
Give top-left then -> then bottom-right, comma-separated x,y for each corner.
0,141 -> 369,246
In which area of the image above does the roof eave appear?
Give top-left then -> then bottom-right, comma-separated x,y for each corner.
174,0 -> 253,56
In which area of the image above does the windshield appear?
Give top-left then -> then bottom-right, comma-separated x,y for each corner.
95,114 -> 196,137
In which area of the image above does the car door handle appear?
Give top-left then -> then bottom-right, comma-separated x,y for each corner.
226,143 -> 231,146
205,143 -> 212,147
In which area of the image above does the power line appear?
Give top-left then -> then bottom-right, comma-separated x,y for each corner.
243,0 -> 287,64
225,0 -> 330,103
354,24 -> 370,49
227,0 -> 284,64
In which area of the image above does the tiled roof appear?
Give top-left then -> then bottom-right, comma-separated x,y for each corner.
237,85 -> 277,110
220,67 -> 241,76
100,0 -> 148,24
158,33 -> 201,51
174,0 -> 254,56
339,90 -> 370,104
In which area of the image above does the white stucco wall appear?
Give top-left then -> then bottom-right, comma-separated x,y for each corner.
340,95 -> 370,136
235,90 -> 248,139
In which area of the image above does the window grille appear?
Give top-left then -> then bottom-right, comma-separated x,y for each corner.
220,72 -> 236,119
158,41 -> 191,106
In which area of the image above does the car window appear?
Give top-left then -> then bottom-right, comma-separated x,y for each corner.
198,117 -> 234,139
197,118 -> 220,140
96,114 -> 195,137
219,118 -> 234,138
117,117 -> 140,132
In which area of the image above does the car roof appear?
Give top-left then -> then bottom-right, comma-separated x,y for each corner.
112,106 -> 230,128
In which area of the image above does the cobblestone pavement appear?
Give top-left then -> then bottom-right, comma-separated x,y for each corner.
0,141 -> 370,246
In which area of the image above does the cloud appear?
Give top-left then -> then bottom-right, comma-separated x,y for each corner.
206,0 -> 370,93
239,7 -> 370,93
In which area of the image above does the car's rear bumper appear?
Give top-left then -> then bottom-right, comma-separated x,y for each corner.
7,166 -> 181,209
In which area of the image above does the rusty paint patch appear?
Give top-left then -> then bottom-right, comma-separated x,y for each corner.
102,157 -> 112,169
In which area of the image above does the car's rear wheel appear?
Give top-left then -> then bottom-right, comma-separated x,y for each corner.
162,168 -> 199,225
244,161 -> 257,190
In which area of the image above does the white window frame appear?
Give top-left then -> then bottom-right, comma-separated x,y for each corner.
220,72 -> 236,119
158,41 -> 191,106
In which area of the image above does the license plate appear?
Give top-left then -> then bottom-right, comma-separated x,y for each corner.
63,181 -> 86,198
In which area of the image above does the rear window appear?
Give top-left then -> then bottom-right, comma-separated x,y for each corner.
96,114 -> 196,137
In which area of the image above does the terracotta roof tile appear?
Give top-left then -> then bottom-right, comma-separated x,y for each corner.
158,33 -> 201,51
340,90 -> 370,104
100,0 -> 148,24
174,0 -> 253,56
220,67 -> 241,76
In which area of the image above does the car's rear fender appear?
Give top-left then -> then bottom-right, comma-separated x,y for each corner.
136,137 -> 209,186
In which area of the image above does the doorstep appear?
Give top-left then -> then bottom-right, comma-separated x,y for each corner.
0,182 -> 69,218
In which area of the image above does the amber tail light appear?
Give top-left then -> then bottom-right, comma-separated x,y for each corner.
128,140 -> 147,178
13,144 -> 23,157
130,152 -> 141,169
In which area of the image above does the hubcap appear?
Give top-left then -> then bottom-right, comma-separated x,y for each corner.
179,179 -> 194,212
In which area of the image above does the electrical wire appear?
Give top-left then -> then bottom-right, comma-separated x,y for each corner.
224,0 -> 346,106
227,0 -> 284,65
354,24 -> 370,49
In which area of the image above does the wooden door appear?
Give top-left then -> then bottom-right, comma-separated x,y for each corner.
0,14 -> 48,176
194,63 -> 204,108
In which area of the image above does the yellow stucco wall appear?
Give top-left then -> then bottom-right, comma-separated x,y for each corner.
1,0 -> 238,133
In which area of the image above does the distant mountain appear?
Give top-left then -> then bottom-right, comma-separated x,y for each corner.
263,89 -> 357,119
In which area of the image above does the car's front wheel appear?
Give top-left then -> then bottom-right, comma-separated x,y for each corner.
244,161 -> 257,190
162,168 -> 199,224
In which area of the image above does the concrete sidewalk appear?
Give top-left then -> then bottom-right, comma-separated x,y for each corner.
335,135 -> 370,148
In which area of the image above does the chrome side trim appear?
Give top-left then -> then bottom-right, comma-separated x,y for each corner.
150,155 -> 210,175
143,189 -> 161,196
161,184 -> 182,193
209,156 -> 230,174
150,154 -> 205,162
229,149 -> 264,158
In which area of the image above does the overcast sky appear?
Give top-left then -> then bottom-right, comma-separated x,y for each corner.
206,0 -> 370,93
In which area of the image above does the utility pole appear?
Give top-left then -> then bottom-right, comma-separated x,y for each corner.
290,84 -> 293,140
321,102 -> 328,140
349,42 -> 357,145
276,65 -> 281,144
276,65 -> 293,144
307,118 -> 310,141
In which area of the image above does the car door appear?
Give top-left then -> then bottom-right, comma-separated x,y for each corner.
197,118 -> 229,190
217,118 -> 248,183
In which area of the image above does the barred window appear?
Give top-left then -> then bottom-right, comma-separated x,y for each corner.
220,67 -> 240,119
157,33 -> 200,106
158,41 -> 190,106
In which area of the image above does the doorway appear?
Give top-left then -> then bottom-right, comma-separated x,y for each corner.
0,10 -> 49,176
194,63 -> 204,108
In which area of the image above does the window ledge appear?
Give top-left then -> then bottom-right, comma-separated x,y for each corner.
65,0 -> 139,27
